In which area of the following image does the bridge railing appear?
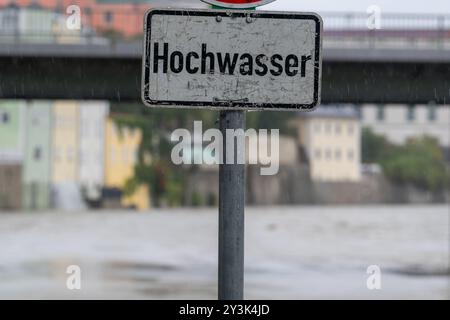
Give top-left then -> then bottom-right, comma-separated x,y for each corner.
321,12 -> 450,49
323,11 -> 450,30
0,7 -> 449,49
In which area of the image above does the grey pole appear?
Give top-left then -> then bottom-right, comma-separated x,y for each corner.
218,110 -> 246,300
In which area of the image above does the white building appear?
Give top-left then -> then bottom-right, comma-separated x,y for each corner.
290,106 -> 361,182
79,101 -> 109,201
360,104 -> 450,148
0,5 -> 103,44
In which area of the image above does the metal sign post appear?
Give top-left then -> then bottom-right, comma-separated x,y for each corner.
218,109 -> 246,300
212,1 -> 256,301
211,1 -> 255,301
141,4 -> 322,301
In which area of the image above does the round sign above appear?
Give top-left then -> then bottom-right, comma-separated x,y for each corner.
201,0 -> 276,9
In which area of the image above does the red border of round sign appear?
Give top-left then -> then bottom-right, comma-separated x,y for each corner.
201,0 -> 276,9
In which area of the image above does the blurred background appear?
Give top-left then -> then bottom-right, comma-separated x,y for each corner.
0,0 -> 448,299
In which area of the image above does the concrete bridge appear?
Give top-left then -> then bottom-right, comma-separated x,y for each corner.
0,10 -> 449,104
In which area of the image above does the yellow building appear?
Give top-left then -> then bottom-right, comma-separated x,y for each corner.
52,101 -> 79,183
290,106 -> 361,182
104,118 -> 149,210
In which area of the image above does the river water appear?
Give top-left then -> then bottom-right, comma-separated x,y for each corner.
0,205 -> 448,299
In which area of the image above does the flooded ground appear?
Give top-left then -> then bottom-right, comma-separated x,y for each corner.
0,205 -> 448,300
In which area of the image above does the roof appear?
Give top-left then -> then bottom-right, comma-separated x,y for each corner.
297,105 -> 359,119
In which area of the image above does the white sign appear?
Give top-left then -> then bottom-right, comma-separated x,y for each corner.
142,9 -> 322,111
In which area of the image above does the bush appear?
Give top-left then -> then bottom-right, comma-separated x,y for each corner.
191,191 -> 203,207
362,128 -> 449,191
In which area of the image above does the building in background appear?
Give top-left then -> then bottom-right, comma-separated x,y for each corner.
247,133 -> 298,168
51,100 -> 85,210
52,101 -> 79,183
0,0 -> 206,40
0,99 -> 151,211
0,4 -> 87,44
0,0 -> 149,39
22,101 -> 52,210
360,104 -> 450,155
0,160 -> 22,210
0,100 -> 25,210
104,117 -> 149,210
0,100 -> 25,162
79,101 -> 109,204
290,106 -> 361,182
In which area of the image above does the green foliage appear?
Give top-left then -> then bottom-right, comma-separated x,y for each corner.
207,192 -> 217,207
112,103 -> 217,207
191,191 -> 203,207
165,171 -> 185,207
381,136 -> 449,191
361,127 -> 393,163
99,29 -> 124,40
112,102 -> 296,207
247,111 -> 296,136
362,128 -> 449,191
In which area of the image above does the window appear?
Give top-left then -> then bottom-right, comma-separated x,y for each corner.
2,7 -> 18,32
82,123 -> 89,138
123,149 -> 128,163
335,149 -> 342,161
325,149 -> 332,160
31,114 -> 40,126
54,148 -> 61,162
1,112 -> 10,124
80,152 -> 88,165
67,147 -> 74,162
325,122 -> 332,134
33,147 -> 42,161
355,105 -> 362,120
56,115 -> 65,128
335,123 -> 342,135
376,105 -> 385,121
407,105 -> 415,122
110,150 -> 115,163
314,149 -> 322,160
348,149 -> 355,161
428,104 -> 437,122
314,122 -> 321,134
104,11 -> 113,24
348,124 -> 354,136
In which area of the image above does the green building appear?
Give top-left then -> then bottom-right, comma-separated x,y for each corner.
22,101 -> 52,210
0,100 -> 24,159
0,100 -> 25,210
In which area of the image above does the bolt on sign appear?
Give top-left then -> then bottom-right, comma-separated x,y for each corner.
142,9 -> 323,111
201,0 -> 276,8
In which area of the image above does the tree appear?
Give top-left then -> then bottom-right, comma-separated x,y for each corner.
361,127 -> 392,163
381,136 -> 449,191
111,103 -> 216,207
362,127 -> 449,191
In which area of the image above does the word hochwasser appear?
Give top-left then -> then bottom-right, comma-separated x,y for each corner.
153,43 -> 312,77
